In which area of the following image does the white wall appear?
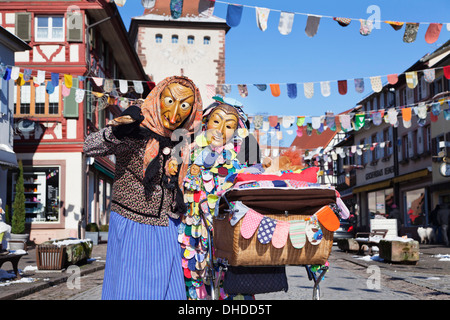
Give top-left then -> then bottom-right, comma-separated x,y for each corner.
18,152 -> 83,242
139,26 -> 224,107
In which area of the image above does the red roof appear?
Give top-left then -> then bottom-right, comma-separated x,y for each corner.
290,127 -> 337,151
290,108 -> 354,151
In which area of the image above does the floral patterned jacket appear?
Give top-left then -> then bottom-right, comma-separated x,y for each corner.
83,126 -> 180,226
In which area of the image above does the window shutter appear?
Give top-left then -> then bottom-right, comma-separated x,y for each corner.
66,11 -> 83,42
15,12 -> 31,41
407,132 -> 414,158
421,77 -> 428,99
63,78 -> 79,118
397,138 -> 403,161
417,127 -> 424,155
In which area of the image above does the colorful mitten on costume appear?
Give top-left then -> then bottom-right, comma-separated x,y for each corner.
306,215 -> 323,245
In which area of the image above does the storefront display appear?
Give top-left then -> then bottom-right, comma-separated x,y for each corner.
404,188 -> 427,226
367,188 -> 394,219
12,166 -> 60,223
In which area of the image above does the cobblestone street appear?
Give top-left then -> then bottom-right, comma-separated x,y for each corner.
14,245 -> 450,300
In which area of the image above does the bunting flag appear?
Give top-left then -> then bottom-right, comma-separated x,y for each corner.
338,80 -> 347,95
214,1 -> 449,43
4,60 -> 450,122
270,84 -> 281,97
255,7 -> 270,32
287,83 -> 297,99
248,98 -> 450,139
278,11 -> 295,35
209,65 -> 448,99
320,81 -> 330,97
226,4 -> 243,27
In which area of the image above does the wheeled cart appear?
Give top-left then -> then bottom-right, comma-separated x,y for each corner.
199,174 -> 347,300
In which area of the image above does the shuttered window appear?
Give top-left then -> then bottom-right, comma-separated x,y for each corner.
14,80 -> 61,117
15,12 -> 31,41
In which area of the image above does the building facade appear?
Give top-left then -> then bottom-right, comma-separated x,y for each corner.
129,0 -> 229,107
0,26 -> 31,212
340,41 -> 450,239
1,0 -> 148,243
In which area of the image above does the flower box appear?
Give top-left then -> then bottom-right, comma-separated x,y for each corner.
36,238 -> 93,270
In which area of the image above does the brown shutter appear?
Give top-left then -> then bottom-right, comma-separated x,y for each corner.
15,12 -> 31,42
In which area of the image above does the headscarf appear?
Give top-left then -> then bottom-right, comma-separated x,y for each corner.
139,76 -> 203,188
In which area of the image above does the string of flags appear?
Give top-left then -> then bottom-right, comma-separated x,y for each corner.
208,65 -> 450,100
248,95 -> 450,144
219,1 -> 450,44
302,140 -> 392,161
0,61 -> 154,111
3,60 -> 449,131
111,0 -> 450,44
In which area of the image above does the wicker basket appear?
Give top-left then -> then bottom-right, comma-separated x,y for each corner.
213,188 -> 336,266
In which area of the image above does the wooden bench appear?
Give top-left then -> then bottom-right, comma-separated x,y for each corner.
0,252 -> 27,280
355,229 -> 388,255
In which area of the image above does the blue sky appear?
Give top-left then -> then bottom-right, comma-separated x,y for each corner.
118,0 -> 450,145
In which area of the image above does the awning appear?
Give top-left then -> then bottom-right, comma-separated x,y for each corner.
339,188 -> 354,199
93,161 -> 114,180
0,149 -> 18,169
392,168 -> 430,184
353,179 -> 392,194
352,168 -> 431,194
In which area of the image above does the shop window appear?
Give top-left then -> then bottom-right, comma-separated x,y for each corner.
11,166 -> 61,224
404,188 -> 426,226
35,16 -> 64,42
14,80 -> 61,117
368,188 -> 394,219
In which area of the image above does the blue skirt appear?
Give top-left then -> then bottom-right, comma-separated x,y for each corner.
101,211 -> 186,300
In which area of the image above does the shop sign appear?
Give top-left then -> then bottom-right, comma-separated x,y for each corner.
365,166 -> 394,180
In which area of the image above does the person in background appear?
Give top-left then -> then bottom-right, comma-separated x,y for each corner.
430,204 -> 440,242
437,203 -> 450,246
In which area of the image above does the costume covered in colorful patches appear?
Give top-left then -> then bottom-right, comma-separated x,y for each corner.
179,96 -> 257,300
84,76 -> 203,300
